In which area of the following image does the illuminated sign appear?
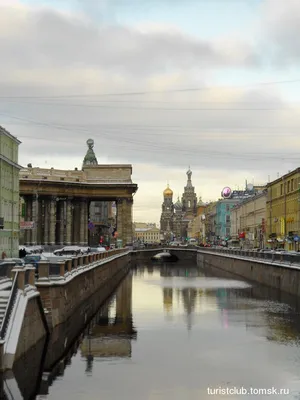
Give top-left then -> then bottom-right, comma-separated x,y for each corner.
221,187 -> 232,199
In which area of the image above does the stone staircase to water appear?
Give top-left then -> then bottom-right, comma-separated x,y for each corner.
0,285 -> 12,331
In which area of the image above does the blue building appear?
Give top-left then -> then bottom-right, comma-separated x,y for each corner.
214,199 -> 238,242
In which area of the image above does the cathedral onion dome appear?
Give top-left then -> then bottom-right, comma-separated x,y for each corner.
163,184 -> 173,197
174,197 -> 182,210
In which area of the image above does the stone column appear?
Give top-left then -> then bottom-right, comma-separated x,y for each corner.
125,198 -> 133,245
31,194 -> 38,245
84,200 -> 89,245
116,198 -> 124,245
59,201 -> 65,245
44,199 -> 49,245
116,198 -> 133,246
25,195 -> 32,245
49,197 -> 57,245
65,198 -> 73,245
79,198 -> 87,246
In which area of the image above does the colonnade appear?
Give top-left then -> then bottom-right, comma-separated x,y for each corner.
21,195 -> 133,246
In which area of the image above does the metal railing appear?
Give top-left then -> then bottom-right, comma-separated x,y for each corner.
197,247 -> 300,265
0,272 -> 19,339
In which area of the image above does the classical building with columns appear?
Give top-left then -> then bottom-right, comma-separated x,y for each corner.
19,139 -> 137,247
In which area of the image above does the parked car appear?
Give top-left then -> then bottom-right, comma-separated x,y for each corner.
24,254 -> 48,268
90,247 -> 106,253
54,246 -> 82,256
3,258 -> 25,267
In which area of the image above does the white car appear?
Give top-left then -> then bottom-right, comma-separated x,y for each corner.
90,247 -> 106,253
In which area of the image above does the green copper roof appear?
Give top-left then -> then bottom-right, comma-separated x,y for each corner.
83,138 -> 98,166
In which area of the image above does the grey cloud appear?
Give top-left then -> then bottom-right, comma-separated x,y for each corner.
261,0 -> 300,63
0,4 -> 297,182
0,7 -> 259,78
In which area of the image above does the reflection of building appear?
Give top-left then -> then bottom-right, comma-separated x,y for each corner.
163,288 -> 173,313
160,168 -> 198,241
0,126 -> 22,258
80,273 -> 136,366
181,288 -> 198,330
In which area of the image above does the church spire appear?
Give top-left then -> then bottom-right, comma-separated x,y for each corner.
186,166 -> 192,187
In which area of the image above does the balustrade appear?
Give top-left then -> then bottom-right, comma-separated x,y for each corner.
32,248 -> 127,282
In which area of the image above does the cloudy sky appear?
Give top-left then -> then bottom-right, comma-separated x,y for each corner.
1,0 -> 300,225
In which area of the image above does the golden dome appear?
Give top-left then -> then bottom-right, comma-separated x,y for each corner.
163,184 -> 173,196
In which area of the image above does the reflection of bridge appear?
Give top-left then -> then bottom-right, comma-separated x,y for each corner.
80,272 -> 136,364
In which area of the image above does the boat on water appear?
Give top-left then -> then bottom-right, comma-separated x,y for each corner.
151,251 -> 178,262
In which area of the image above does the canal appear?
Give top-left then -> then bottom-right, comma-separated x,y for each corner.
4,261 -> 300,399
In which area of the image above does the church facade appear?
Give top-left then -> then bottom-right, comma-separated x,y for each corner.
160,168 -> 198,241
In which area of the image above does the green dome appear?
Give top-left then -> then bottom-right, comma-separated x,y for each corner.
83,138 -> 98,166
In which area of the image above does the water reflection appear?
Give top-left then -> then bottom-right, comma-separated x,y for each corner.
80,273 -> 137,369
3,262 -> 300,399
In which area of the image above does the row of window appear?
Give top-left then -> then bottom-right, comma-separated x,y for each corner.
0,201 -> 19,222
0,166 -> 19,190
0,140 -> 18,163
280,177 -> 299,196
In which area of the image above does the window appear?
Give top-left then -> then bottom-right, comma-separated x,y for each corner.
226,204 -> 230,212
226,215 -> 230,223
280,184 -> 283,195
287,181 -> 290,192
291,179 -> 294,191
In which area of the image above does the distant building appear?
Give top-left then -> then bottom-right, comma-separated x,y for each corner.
82,141 -> 115,246
134,224 -> 160,243
231,191 -> 267,249
0,126 -> 22,258
134,222 -> 157,229
205,183 -> 266,244
160,168 -> 198,241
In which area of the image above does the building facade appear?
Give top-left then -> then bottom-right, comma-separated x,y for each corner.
187,212 -> 206,242
231,192 -> 267,249
134,224 -> 160,243
19,139 -> 137,247
204,184 -> 266,244
0,126 -> 22,258
266,168 -> 300,250
160,168 -> 198,242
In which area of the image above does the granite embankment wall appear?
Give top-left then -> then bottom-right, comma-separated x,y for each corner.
36,251 -> 131,329
1,250 -> 130,371
197,250 -> 300,297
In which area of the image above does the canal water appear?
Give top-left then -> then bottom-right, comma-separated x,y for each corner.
7,261 -> 300,399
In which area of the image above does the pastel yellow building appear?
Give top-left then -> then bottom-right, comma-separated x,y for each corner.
230,192 -> 267,249
187,201 -> 206,242
134,223 -> 160,243
204,201 -> 217,243
266,168 -> 300,250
